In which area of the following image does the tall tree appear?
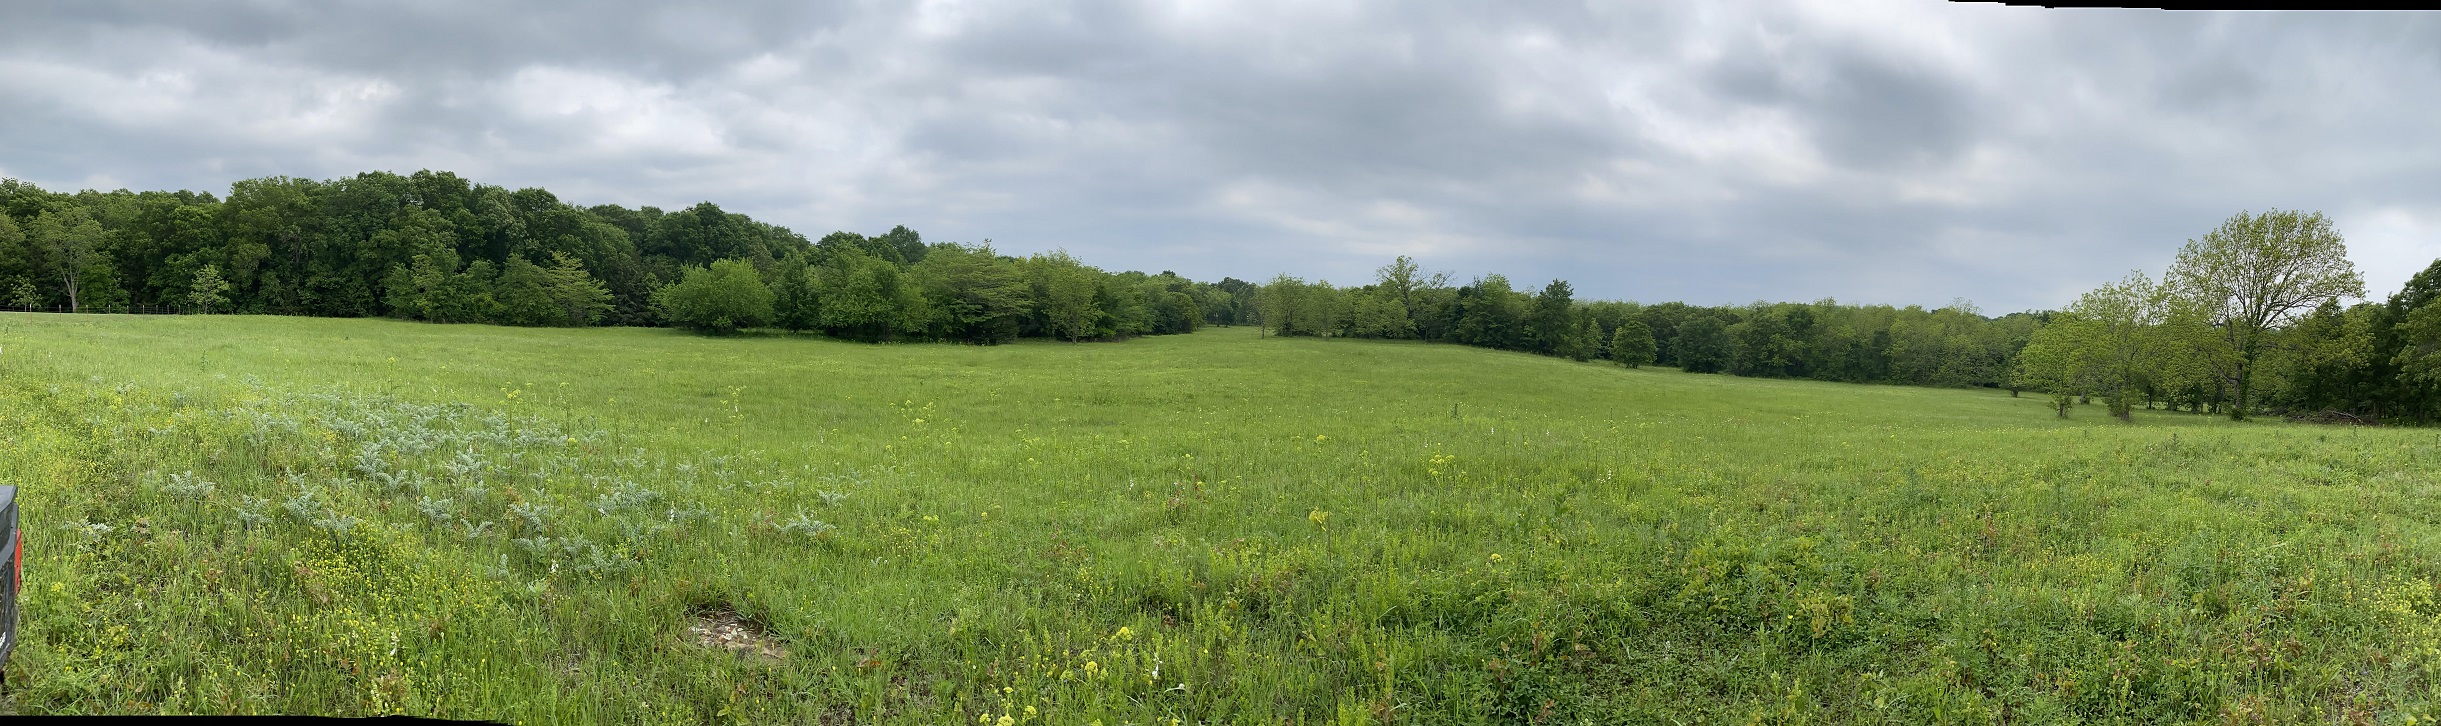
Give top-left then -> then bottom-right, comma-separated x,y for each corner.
1568,315 -> 1600,362
1451,275 -> 1524,349
542,253 -> 611,326
911,242 -> 1032,344
2275,299 -> 2377,416
1526,279 -> 1576,355
769,252 -> 819,332
1348,286 -> 1414,338
492,256 -> 563,326
1676,314 -> 1732,374
0,212 -> 31,307
30,207 -> 108,312
1611,318 -> 1657,368
1032,251 -> 1104,342
2058,272 -> 2185,420
1375,256 -> 1425,324
2166,210 -> 2365,419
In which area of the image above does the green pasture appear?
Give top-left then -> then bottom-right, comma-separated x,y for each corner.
0,313 -> 2436,723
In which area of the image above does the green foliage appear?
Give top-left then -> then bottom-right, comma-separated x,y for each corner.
9,316 -> 2441,721
653,259 -> 775,335
1568,314 -> 1600,362
1030,251 -> 1105,341
6,279 -> 37,310
2015,271 -> 2204,421
768,253 -> 818,332
188,263 -> 230,314
909,243 -> 1031,344
2398,300 -> 2441,388
1526,279 -> 1576,355
541,253 -> 613,326
1675,314 -> 1731,373
490,256 -> 563,327
28,207 -> 111,311
1255,274 -> 1346,338
1452,274 -> 1524,349
382,250 -> 499,324
2274,298 -> 2377,414
810,246 -> 923,341
1610,318 -> 1656,367
2167,209 -> 2366,419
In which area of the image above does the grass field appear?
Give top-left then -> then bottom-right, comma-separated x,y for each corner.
0,313 -> 2436,723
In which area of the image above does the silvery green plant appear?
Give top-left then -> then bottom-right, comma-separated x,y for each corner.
282,489 -> 324,521
235,496 -> 272,528
416,496 -> 457,524
162,471 -> 217,501
592,483 -> 659,514
779,510 -> 837,540
312,513 -> 360,535
510,502 -> 554,529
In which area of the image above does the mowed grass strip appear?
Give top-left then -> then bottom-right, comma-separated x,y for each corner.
0,313 -> 2437,723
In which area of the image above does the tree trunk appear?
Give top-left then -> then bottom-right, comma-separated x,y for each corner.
2228,365 -> 2250,421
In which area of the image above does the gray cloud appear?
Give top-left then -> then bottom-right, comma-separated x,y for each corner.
3,1 -> 2438,311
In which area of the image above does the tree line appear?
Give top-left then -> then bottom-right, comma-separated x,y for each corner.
2014,209 -> 2441,424
1243,257 -> 2043,390
3,172 -> 2434,422
0,171 -> 1243,342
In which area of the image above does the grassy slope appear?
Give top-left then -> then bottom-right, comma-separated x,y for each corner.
1,313 -> 2437,723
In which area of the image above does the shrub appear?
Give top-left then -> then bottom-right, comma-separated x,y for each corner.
654,259 -> 775,334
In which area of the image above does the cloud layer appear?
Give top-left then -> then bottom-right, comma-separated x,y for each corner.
4,1 -> 2437,311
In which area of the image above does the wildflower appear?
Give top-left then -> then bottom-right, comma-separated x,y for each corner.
996,717 -> 1014,726
1309,509 -> 1329,528
1114,626 -> 1134,641
1488,553 -> 1503,563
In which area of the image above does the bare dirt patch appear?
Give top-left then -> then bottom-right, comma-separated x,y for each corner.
688,608 -> 786,660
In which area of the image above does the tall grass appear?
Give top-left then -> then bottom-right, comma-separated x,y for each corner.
0,313 -> 2436,722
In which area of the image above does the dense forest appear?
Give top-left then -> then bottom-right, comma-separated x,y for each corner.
1,172 -> 2435,422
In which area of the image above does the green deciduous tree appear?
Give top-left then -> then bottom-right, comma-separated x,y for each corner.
492,256 -> 563,326
1611,319 -> 1656,368
654,259 -> 774,335
812,245 -> 925,341
769,253 -> 818,332
1256,274 -> 1342,338
1030,252 -> 1104,342
913,242 -> 1033,344
1451,275 -> 1524,349
2167,210 -> 2365,419
1526,279 -> 1576,356
188,264 -> 230,314
1676,314 -> 1731,374
1347,287 -> 1414,339
30,207 -> 108,312
2275,299 -> 2377,416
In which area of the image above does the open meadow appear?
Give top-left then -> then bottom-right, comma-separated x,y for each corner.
0,313 -> 2437,723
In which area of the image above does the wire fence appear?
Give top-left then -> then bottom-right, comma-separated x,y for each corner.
1,304 -> 197,315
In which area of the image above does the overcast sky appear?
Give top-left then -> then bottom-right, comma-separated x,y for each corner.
2,2 -> 2435,312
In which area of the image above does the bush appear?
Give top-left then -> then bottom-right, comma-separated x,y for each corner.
654,259 -> 774,334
